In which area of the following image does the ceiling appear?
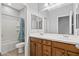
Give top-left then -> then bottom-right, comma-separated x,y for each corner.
38,3 -> 72,11
3,3 -> 72,12
3,3 -> 25,11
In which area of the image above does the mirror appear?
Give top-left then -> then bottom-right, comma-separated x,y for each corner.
76,4 -> 79,35
58,16 -> 70,34
31,14 -> 42,29
76,14 -> 79,28
39,3 -> 74,35
30,3 -> 79,35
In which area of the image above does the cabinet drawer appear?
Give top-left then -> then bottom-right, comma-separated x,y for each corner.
36,43 -> 42,56
43,45 -> 52,56
53,41 -> 69,49
30,37 -> 42,43
43,40 -> 52,46
67,51 -> 79,56
53,41 -> 79,53
54,48 -> 65,56
30,41 -> 36,56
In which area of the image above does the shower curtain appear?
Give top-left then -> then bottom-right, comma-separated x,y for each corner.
18,18 -> 25,42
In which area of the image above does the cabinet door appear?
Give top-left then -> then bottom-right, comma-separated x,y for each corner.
43,45 -> 52,56
67,51 -> 79,56
30,41 -> 36,56
36,43 -> 42,56
54,48 -> 65,56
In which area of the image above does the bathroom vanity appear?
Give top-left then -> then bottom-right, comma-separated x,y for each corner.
29,33 -> 79,56
29,4 -> 79,56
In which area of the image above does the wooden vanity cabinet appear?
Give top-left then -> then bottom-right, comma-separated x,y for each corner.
30,37 -> 42,56
53,48 -> 66,56
30,41 -> 36,56
36,43 -> 42,56
30,37 -> 52,56
52,41 -> 67,56
43,45 -> 52,56
42,40 -> 52,56
52,41 -> 79,56
30,37 -> 79,56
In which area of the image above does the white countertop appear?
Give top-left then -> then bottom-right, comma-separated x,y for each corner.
29,33 -> 79,45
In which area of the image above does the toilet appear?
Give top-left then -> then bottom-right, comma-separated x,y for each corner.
16,42 -> 25,53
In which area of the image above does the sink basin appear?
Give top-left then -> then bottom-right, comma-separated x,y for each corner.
57,35 -> 70,40
40,33 -> 44,35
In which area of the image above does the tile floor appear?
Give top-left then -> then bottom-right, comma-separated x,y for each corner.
2,49 -> 25,56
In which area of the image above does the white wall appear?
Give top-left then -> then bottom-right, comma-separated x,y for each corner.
0,4 -> 1,52
26,3 -> 39,56
47,4 -> 73,33
1,4 -> 19,54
